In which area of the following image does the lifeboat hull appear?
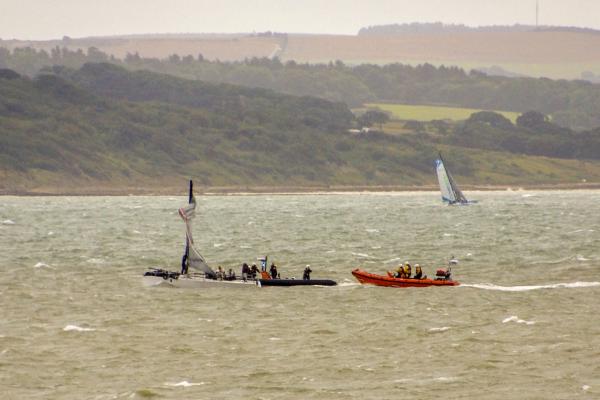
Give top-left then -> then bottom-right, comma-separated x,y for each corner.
352,269 -> 459,288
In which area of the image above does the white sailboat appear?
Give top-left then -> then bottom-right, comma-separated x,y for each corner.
142,180 -> 259,288
435,153 -> 476,205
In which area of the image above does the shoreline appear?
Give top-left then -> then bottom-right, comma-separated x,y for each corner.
2,182 -> 600,196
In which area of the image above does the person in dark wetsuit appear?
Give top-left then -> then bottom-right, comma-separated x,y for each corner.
227,268 -> 236,281
303,265 -> 312,280
241,263 -> 250,281
250,264 -> 258,279
181,253 -> 188,274
270,263 -> 278,279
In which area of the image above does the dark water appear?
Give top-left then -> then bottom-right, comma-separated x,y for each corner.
1,191 -> 599,399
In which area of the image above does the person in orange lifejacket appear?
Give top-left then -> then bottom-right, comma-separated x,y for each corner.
395,264 -> 405,278
404,263 -> 412,278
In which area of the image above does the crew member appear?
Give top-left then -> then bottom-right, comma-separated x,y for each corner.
250,264 -> 259,279
270,263 -> 278,279
241,263 -> 250,281
445,267 -> 452,280
405,262 -> 412,279
303,265 -> 312,280
227,268 -> 236,281
181,253 -> 188,274
414,264 -> 423,279
395,264 -> 405,278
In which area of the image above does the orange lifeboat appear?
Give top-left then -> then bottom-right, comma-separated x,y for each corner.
352,268 -> 459,288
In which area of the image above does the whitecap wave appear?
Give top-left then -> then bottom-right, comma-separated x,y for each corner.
351,252 -> 371,258
34,262 -> 53,269
165,381 -> 205,387
434,376 -> 458,382
269,337 -> 281,341
528,255 -> 575,265
502,316 -> 535,325
63,325 -> 95,332
384,257 -> 402,264
2,219 -> 15,225
366,228 -> 379,233
428,327 -> 450,332
338,281 -> 361,287
86,258 -> 106,265
576,255 -> 590,261
463,282 -> 600,292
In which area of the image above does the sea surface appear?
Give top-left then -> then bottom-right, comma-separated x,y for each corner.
1,191 -> 599,399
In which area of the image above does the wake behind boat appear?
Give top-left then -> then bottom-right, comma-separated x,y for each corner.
435,152 -> 476,205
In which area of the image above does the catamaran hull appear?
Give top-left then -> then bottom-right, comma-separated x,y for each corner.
142,275 -> 260,289
352,269 -> 459,287
443,200 -> 478,206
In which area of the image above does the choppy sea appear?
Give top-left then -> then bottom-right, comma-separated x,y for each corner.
1,191 -> 599,399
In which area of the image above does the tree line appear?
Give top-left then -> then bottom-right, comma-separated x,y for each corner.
2,46 -> 600,130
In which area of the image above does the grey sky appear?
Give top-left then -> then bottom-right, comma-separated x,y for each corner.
1,0 -> 599,40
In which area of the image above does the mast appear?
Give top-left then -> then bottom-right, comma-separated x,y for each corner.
184,180 -> 193,266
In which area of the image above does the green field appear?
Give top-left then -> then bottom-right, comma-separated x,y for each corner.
366,103 -> 521,122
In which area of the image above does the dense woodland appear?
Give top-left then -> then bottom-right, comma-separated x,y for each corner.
2,62 -> 600,192
0,63 -> 439,189
2,46 -> 600,130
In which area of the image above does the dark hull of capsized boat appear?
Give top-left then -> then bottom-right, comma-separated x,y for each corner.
259,279 -> 337,287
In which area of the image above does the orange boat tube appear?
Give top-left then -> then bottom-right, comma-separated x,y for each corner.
352,268 -> 460,288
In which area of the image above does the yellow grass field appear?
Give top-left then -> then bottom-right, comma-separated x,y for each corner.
366,103 -> 521,122
5,30 -> 600,79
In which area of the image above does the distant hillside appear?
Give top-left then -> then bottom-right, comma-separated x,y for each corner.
3,47 -> 600,130
358,22 -> 600,35
3,64 -> 600,193
3,27 -> 600,80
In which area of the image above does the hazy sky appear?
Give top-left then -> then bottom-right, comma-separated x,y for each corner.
2,0 -> 600,40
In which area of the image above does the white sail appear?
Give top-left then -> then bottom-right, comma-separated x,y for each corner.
436,159 -> 456,203
178,192 -> 214,275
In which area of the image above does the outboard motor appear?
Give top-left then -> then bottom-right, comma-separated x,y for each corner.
436,268 -> 452,280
